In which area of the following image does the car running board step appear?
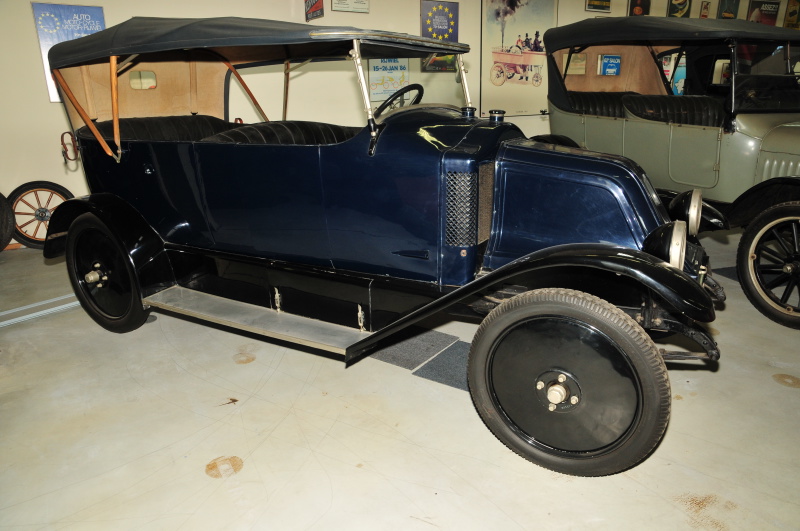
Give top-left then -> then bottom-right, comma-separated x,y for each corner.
143,286 -> 370,356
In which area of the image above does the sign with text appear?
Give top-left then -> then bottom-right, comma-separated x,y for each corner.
32,3 -> 105,102
332,0 -> 369,13
598,55 -> 621,76
368,59 -> 410,101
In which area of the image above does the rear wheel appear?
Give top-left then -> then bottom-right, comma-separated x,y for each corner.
8,181 -> 73,249
66,213 -> 150,333
468,288 -> 670,477
490,63 -> 507,86
737,202 -> 800,329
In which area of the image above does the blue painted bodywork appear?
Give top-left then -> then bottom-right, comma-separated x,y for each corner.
73,107 -> 670,291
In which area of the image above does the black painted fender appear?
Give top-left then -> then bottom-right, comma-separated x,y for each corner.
347,243 -> 714,362
726,177 -> 800,228
44,193 -> 175,297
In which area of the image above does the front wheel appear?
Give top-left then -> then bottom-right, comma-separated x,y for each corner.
737,202 -> 800,329
66,213 -> 150,333
468,288 -> 670,477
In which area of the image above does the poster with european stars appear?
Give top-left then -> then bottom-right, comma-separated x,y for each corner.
421,1 -> 459,72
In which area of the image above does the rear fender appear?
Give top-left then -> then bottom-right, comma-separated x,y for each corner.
44,193 -> 175,297
727,177 -> 800,227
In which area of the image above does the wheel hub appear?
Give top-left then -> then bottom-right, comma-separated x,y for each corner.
535,370 -> 582,413
34,208 -> 51,221
84,262 -> 109,288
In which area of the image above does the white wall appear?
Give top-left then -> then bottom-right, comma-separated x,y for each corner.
0,0 -> 790,199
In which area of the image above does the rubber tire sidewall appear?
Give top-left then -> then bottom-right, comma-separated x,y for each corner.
736,201 -> 800,330
8,180 -> 74,249
468,288 -> 670,477
0,193 -> 14,252
66,212 -> 149,333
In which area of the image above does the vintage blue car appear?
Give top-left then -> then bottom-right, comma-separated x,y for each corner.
44,17 -> 725,476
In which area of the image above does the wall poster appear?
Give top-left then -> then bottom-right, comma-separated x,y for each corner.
667,0 -> 691,17
305,0 -> 324,21
331,0 -> 369,13
480,0 -> 556,118
785,0 -> 800,28
628,0 -> 651,16
585,0 -> 611,12
717,0 -> 741,18
421,1 -> 459,72
748,1 -> 780,24
368,58 -> 410,103
31,3 -> 105,102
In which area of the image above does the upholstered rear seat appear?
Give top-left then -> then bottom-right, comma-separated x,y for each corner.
201,121 -> 361,145
621,95 -> 725,127
567,91 -> 637,118
76,115 -> 240,141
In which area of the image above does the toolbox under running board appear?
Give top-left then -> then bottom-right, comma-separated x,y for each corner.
143,286 -> 371,357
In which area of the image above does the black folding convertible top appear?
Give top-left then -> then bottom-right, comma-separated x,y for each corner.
48,16 -> 470,69
544,17 -> 800,51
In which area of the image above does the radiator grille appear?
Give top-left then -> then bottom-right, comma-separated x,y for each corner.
445,171 -> 479,246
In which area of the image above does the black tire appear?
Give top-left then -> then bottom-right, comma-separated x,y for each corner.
0,193 -> 14,252
530,134 -> 580,148
8,180 -> 74,249
66,213 -> 150,333
468,288 -> 670,477
736,202 -> 800,329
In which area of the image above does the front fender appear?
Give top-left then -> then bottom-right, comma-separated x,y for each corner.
479,243 -> 715,323
727,177 -> 800,227
44,193 -> 174,297
347,243 -> 714,363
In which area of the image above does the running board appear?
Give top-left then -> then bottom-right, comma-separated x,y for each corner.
143,286 -> 370,356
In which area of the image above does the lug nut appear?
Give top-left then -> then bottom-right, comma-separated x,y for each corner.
547,384 -> 568,404
557,374 -> 566,383
548,403 -> 556,411
536,381 -> 544,390
570,396 -> 579,405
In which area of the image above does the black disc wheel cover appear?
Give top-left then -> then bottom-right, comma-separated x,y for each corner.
71,224 -> 135,320
489,315 -> 640,455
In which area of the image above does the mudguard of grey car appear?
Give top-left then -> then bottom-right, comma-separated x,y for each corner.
726,177 -> 800,227
43,193 -> 175,298
347,243 -> 715,362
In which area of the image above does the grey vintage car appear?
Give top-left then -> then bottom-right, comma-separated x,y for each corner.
543,17 -> 800,329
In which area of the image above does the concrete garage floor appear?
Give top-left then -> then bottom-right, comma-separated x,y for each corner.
1,232 -> 798,530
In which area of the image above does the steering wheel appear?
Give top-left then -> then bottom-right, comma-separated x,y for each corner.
374,83 -> 424,118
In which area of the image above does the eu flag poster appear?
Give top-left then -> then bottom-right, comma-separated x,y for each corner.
32,3 -> 105,102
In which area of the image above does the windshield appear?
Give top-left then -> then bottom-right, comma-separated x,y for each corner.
734,43 -> 800,112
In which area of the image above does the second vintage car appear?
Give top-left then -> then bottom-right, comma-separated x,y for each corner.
43,16 -> 724,476
542,17 -> 800,329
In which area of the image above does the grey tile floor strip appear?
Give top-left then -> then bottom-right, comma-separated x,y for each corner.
371,327 -> 459,370
413,341 -> 471,391
0,301 -> 80,328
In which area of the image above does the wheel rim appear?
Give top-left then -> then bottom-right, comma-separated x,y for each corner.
490,64 -> 506,86
72,227 -> 134,319
13,188 -> 68,243
748,216 -> 800,316
489,316 -> 641,455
